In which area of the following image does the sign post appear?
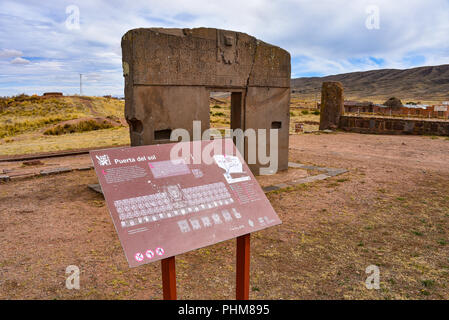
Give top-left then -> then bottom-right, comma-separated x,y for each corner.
90,139 -> 281,300
236,234 -> 251,300
160,234 -> 251,300
161,257 -> 177,300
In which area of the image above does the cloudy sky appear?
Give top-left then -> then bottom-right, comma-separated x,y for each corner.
1,0 -> 449,96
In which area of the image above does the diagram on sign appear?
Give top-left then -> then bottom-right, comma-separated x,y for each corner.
213,154 -> 250,184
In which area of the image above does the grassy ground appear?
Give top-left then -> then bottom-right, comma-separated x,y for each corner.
0,127 -> 129,155
0,95 -> 124,138
0,95 -> 126,156
209,98 -> 321,134
0,94 -> 322,157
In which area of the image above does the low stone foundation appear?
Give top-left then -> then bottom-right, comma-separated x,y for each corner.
339,115 -> 449,136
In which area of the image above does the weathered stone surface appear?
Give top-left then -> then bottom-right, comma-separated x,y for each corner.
40,167 -> 72,176
22,160 -> 43,166
319,81 -> 344,130
88,184 -> 103,194
262,185 -> 280,192
121,27 -> 291,175
76,165 -> 94,171
339,115 -> 449,136
326,169 -> 349,177
288,162 -> 307,169
122,28 -> 290,88
272,182 -> 291,189
289,174 -> 330,185
0,174 -> 10,182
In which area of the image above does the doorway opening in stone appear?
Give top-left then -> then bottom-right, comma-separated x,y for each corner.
209,91 -> 231,137
209,90 -> 244,138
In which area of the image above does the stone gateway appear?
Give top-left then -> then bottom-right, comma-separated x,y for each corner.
121,27 -> 291,174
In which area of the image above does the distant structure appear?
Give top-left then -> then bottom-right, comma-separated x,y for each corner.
320,83 -> 449,136
384,97 -> 403,110
343,100 -> 449,119
79,74 -> 83,96
121,27 -> 291,174
344,101 -> 374,113
43,92 -> 63,97
319,81 -> 344,130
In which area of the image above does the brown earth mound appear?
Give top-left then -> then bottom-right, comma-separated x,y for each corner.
384,97 -> 403,109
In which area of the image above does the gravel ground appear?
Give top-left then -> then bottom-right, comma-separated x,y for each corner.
1,132 -> 448,299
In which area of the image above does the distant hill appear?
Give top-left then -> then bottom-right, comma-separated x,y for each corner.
291,64 -> 449,103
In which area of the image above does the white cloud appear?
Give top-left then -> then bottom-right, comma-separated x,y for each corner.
10,57 -> 30,64
0,49 -> 23,59
0,0 -> 448,95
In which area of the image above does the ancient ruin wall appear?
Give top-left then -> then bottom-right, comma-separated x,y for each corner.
338,115 -> 449,136
121,28 -> 291,174
319,81 -> 449,136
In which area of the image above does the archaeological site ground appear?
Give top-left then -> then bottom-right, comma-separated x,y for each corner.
1,4 -> 449,303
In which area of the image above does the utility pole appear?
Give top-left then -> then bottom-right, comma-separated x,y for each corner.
80,73 -> 83,96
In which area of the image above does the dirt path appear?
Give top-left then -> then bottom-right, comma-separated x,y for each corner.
77,97 -> 101,117
1,132 -> 448,299
290,132 -> 449,172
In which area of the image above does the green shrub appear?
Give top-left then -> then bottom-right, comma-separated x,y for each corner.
301,110 -> 309,115
312,110 -> 320,115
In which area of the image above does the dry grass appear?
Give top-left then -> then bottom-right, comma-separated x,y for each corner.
0,95 -> 124,139
0,127 -> 129,156
209,101 -> 321,134
1,95 -> 320,156
43,119 -> 116,136
0,95 -> 127,155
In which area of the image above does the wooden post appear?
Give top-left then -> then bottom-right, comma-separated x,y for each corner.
161,256 -> 177,300
236,233 -> 250,300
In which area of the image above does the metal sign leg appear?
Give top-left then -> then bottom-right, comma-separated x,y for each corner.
161,256 -> 177,300
236,233 -> 250,300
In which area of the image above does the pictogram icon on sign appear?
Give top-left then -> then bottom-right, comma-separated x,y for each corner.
134,252 -> 144,262
145,250 -> 154,259
156,247 -> 165,256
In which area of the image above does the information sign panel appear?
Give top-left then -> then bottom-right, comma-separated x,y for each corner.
90,138 -> 281,267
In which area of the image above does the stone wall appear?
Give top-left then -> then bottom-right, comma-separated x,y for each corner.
43,92 -> 63,97
339,115 -> 449,136
344,105 -> 449,119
